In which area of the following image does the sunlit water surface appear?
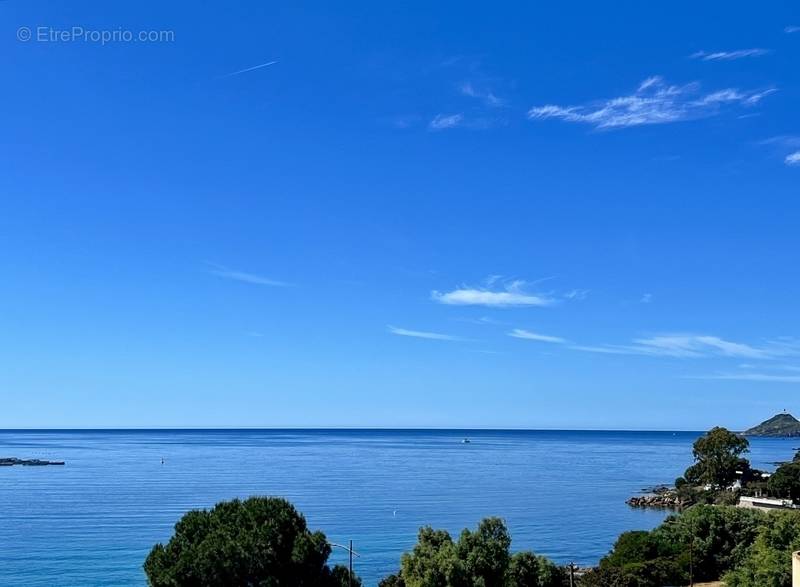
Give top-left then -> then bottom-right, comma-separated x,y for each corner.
0,429 -> 795,586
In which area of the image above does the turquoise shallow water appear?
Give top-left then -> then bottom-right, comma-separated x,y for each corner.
0,429 -> 796,586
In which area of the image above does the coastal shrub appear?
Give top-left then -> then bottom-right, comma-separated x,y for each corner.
143,496 -> 360,587
653,505 -> 764,582
714,491 -> 740,506
582,557 -> 684,587
507,551 -> 564,587
599,531 -> 672,568
595,529 -> 684,586
724,510 -> 800,587
579,566 -> 640,587
388,518 -> 564,587
673,482 -> 709,506
399,526 -> 465,586
596,505 -> 765,585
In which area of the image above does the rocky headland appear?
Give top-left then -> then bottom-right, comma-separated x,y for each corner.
743,412 -> 800,437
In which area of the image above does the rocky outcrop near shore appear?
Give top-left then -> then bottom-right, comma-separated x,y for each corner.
627,486 -> 689,509
0,458 -> 65,466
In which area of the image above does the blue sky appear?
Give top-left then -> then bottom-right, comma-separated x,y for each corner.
2,1 -> 799,429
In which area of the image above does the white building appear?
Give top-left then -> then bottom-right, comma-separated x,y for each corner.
738,496 -> 800,511
793,551 -> 799,587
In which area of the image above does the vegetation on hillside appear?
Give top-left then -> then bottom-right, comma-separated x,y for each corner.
668,427 -> 755,507
581,505 -> 766,586
767,460 -> 800,502
379,506 -> 800,587
743,412 -> 800,437
724,510 -> 800,586
667,426 -> 800,507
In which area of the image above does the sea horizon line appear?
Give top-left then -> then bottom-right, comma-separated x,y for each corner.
0,426 -> 716,433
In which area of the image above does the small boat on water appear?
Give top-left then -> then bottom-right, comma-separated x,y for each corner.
462,438 -> 471,444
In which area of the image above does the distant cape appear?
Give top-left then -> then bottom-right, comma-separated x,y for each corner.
743,412 -> 800,437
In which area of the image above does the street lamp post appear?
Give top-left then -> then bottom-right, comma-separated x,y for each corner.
329,540 -> 360,587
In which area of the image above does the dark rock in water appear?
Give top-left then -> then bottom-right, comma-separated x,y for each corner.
743,413 -> 800,437
0,458 -> 65,467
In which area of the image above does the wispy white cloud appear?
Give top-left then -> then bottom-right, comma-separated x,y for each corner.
757,137 -> 800,167
687,372 -> 800,383
785,26 -> 800,34
694,88 -> 776,106
208,264 -> 292,287
691,49 -> 770,61
220,60 -> 278,79
429,113 -> 464,130
571,334 -> 799,360
638,335 -> 768,358
428,113 -> 502,131
432,279 -> 554,307
528,76 -> 775,129
508,328 -> 566,343
640,293 -> 653,304
758,135 -> 800,147
564,289 -> 590,301
455,316 -> 506,326
460,82 -> 505,107
568,345 -> 634,355
387,325 -> 465,341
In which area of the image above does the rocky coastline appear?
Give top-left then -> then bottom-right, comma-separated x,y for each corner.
0,457 -> 65,466
626,486 -> 689,510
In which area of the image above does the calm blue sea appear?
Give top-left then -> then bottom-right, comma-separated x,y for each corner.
0,429 -> 796,586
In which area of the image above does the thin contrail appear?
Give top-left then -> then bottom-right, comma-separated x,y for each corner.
219,60 -> 278,79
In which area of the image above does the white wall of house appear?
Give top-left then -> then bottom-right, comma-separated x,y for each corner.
793,551 -> 799,587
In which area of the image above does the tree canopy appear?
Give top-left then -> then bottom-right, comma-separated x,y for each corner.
507,551 -> 563,587
768,461 -> 800,502
585,505 -> 766,586
144,497 -> 359,587
724,510 -> 800,587
382,517 -> 563,587
683,427 -> 750,490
